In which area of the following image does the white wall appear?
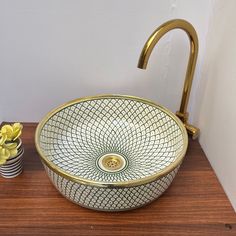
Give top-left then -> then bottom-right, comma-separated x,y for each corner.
0,0 -> 211,122
194,0 -> 236,211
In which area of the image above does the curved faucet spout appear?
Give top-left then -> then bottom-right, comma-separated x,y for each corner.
138,19 -> 199,139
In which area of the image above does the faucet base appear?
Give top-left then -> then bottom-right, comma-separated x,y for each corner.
176,111 -> 200,140
176,111 -> 189,123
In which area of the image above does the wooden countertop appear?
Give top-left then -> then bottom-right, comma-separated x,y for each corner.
0,123 -> 235,235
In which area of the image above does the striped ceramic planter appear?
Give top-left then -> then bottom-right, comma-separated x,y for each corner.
0,139 -> 24,178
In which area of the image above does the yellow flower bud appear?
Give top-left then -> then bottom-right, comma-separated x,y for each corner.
0,134 -> 7,145
3,142 -> 18,157
12,123 -> 23,141
0,146 -> 10,165
1,125 -> 14,141
0,123 -> 23,142
9,148 -> 18,157
4,142 -> 17,149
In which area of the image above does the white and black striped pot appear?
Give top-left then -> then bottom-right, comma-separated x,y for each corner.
0,139 -> 24,178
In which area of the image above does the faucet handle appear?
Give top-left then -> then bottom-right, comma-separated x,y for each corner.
184,123 -> 200,140
176,111 -> 199,139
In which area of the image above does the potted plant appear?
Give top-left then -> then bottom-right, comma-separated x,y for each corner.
0,123 -> 23,178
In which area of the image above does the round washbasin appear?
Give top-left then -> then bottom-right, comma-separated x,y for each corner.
35,95 -> 188,211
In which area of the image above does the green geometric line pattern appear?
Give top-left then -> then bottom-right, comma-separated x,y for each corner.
44,163 -> 180,211
39,98 -> 184,183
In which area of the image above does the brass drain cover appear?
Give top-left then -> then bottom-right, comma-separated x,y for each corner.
98,154 -> 126,172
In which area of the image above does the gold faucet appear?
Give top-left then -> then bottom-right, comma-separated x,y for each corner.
138,19 -> 200,139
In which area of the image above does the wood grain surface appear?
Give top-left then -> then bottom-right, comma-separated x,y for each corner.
0,123 -> 235,236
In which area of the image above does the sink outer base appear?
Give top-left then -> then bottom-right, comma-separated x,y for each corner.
43,163 -> 180,211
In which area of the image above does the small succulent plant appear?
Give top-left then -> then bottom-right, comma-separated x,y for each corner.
0,123 -> 23,165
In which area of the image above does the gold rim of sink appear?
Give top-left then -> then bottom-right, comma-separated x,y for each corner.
35,94 -> 188,188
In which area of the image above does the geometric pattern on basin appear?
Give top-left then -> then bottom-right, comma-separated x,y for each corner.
39,97 -> 184,182
36,95 -> 188,211
44,164 -> 180,211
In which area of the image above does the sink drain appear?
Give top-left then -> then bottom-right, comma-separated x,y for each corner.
97,153 -> 126,172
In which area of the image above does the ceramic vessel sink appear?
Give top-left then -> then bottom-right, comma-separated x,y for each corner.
35,95 -> 188,211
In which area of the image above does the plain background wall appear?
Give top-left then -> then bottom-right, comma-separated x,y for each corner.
194,0 -> 236,211
0,0 -> 211,122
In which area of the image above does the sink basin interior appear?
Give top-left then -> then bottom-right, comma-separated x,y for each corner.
37,96 -> 186,184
